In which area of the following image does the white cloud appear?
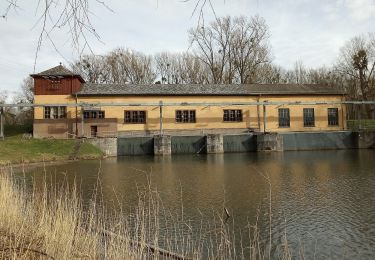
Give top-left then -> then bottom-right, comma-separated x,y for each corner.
342,0 -> 375,21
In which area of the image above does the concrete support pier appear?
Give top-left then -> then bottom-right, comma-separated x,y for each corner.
355,131 -> 375,149
86,137 -> 118,157
154,135 -> 171,155
257,133 -> 283,151
206,134 -> 224,153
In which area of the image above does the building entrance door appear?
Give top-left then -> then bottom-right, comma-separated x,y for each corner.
90,126 -> 98,137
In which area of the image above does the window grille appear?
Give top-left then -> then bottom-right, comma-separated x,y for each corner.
278,108 -> 290,127
84,110 -> 105,119
303,108 -> 315,127
223,110 -> 242,122
44,106 -> 66,119
124,111 -> 146,124
176,110 -> 196,123
328,108 -> 339,126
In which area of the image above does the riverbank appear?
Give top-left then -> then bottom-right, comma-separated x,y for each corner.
0,172 -> 272,259
0,135 -> 103,166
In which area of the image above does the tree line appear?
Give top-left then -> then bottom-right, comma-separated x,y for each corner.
2,14 -> 375,122
72,15 -> 375,118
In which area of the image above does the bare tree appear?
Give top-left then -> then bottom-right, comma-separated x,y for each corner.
0,91 -> 7,104
231,16 -> 270,84
2,1 -> 111,68
74,48 -> 156,84
189,15 -> 271,84
108,48 -> 156,84
73,55 -> 112,83
336,34 -> 375,117
154,52 -> 209,84
253,64 -> 284,84
189,16 -> 233,83
19,77 -> 34,104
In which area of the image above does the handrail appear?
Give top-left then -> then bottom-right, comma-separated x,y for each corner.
2,100 -> 375,108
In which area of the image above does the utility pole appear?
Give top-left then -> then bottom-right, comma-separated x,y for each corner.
81,106 -> 85,138
0,107 -> 4,139
159,101 -> 163,135
263,102 -> 267,133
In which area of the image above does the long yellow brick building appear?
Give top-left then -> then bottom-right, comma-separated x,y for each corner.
32,65 -> 346,138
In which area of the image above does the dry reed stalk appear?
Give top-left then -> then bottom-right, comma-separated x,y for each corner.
0,168 -> 293,259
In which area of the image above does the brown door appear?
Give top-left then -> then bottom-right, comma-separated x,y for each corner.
90,126 -> 98,138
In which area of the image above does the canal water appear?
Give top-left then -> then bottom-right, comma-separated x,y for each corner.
16,150 -> 375,259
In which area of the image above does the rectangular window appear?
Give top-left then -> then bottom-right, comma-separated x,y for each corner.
176,110 -> 196,123
84,110 -> 105,119
303,108 -> 315,127
278,108 -> 290,127
328,108 -> 339,126
223,110 -> 242,122
44,106 -> 66,119
124,110 -> 146,124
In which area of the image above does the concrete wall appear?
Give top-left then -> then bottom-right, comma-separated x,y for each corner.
281,131 -> 356,151
86,138 -> 118,157
354,131 -> 375,149
171,136 -> 206,154
102,131 -> 373,156
117,137 -> 154,156
223,134 -> 257,153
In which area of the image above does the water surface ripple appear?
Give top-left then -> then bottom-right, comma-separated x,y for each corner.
18,150 -> 375,259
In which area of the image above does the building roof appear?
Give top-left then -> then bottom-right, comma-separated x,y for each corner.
76,83 -> 345,96
31,65 -> 85,82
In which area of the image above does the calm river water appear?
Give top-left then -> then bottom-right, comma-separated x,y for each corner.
17,150 -> 375,259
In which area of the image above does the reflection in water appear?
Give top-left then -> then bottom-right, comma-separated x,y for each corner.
15,150 -> 375,259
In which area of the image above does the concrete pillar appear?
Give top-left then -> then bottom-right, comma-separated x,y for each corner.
154,135 -> 171,155
206,134 -> 224,154
86,137 -> 118,157
257,133 -> 283,152
355,131 -> 375,149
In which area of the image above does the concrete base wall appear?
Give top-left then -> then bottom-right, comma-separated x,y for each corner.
154,135 -> 172,155
114,131 -> 374,155
206,134 -> 224,154
118,137 -> 154,156
223,134 -> 257,153
86,138 -> 118,157
281,131 -> 356,151
257,133 -> 283,151
171,136 -> 206,154
354,131 -> 375,149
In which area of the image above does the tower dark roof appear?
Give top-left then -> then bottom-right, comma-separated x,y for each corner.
31,65 -> 85,82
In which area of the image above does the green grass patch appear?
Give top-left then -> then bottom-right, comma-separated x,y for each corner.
0,135 -> 103,165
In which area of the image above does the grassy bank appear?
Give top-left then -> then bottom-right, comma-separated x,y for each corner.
0,136 -> 103,166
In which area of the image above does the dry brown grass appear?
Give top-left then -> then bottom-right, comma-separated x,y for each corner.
0,171 -> 291,259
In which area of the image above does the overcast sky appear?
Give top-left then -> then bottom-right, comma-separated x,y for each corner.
1,0 -> 375,95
